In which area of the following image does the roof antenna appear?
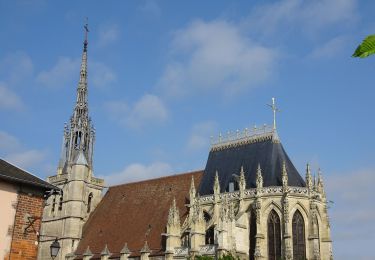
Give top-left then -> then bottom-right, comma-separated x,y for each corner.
267,97 -> 280,131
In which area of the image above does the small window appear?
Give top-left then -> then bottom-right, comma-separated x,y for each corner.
87,193 -> 93,213
58,196 -> 63,211
51,196 -> 56,213
205,226 -> 215,245
182,232 -> 190,248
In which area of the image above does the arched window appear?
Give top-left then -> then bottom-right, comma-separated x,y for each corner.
292,210 -> 306,260
268,210 -> 281,260
249,208 -> 257,260
205,226 -> 215,245
87,193 -> 93,213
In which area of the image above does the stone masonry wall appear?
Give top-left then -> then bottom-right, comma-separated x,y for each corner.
6,192 -> 44,260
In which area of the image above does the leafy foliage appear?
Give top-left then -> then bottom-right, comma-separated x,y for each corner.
352,34 -> 375,58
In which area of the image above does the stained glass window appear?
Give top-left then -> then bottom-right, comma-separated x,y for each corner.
268,210 -> 281,260
292,210 -> 306,260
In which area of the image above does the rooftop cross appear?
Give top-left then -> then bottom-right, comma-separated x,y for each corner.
268,97 -> 280,130
83,18 -> 89,51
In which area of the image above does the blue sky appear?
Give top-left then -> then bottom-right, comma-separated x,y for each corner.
0,0 -> 374,259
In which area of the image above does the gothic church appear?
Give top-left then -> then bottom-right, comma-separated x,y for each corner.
38,26 -> 333,260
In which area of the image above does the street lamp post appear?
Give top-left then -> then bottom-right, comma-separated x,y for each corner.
50,238 -> 61,259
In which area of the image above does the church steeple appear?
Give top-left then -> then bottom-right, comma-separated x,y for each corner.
58,22 -> 94,173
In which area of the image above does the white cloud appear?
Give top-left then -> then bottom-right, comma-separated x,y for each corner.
0,82 -> 24,110
101,161 -> 173,185
159,19 -> 278,98
308,35 -> 349,59
247,0 -> 358,36
0,51 -> 34,85
5,149 -> 46,170
0,130 -> 21,152
90,62 -> 117,89
138,0 -> 161,18
97,24 -> 120,48
105,94 -> 168,128
0,130 -> 46,170
186,121 -> 217,151
325,168 -> 375,243
36,57 -> 116,89
36,56 -> 78,88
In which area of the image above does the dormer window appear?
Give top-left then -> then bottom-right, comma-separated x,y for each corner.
228,182 -> 234,192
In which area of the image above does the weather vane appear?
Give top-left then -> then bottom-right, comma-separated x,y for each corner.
267,97 -> 280,130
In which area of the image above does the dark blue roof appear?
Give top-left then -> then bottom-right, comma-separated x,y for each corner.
198,138 -> 305,195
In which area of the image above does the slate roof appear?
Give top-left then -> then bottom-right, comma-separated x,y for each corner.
74,170 -> 203,259
198,136 -> 305,195
0,158 -> 56,190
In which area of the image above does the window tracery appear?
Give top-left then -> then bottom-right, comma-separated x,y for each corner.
292,210 -> 306,260
267,210 -> 281,260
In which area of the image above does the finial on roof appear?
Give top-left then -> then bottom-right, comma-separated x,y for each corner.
306,163 -> 313,190
83,246 -> 93,256
267,97 -> 280,131
282,161 -> 288,188
189,176 -> 196,203
239,166 -> 246,192
140,241 -> 151,253
214,170 -> 220,195
256,163 -> 263,189
101,244 -> 111,256
120,243 -> 131,254
317,168 -> 325,195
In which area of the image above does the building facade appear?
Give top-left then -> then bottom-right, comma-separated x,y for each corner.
0,159 -> 58,260
39,27 -> 333,260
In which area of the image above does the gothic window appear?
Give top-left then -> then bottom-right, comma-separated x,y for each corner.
292,210 -> 306,260
87,193 -> 93,213
205,226 -> 215,245
249,208 -> 257,260
268,210 -> 281,260
58,196 -> 63,211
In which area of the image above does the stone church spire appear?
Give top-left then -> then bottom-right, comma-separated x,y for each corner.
58,22 -> 95,173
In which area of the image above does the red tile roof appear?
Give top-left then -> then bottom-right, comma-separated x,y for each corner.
75,170 -> 203,258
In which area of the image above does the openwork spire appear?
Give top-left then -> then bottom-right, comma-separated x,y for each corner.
58,22 -> 95,172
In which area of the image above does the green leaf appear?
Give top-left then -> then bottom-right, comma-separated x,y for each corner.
352,34 -> 375,58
